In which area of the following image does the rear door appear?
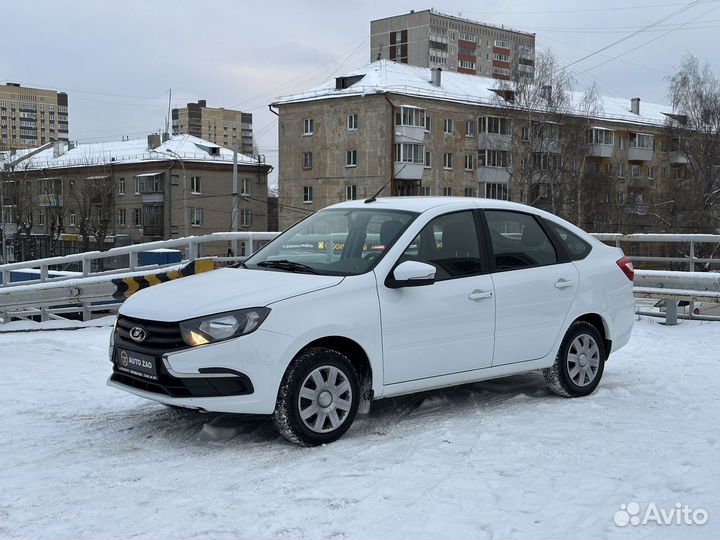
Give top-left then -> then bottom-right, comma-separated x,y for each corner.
481,210 -> 578,366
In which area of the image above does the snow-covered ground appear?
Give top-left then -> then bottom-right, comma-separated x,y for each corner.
0,317 -> 718,539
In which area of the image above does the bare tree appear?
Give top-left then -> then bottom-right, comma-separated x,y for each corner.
493,49 -> 574,214
665,53 -> 720,234
66,164 -> 114,253
39,177 -> 65,256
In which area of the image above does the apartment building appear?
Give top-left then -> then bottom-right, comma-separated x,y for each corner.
0,83 -> 69,152
0,134 -> 271,259
172,100 -> 254,155
370,9 -> 536,81
273,60 -> 689,233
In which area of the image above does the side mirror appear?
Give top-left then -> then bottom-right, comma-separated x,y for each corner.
386,261 -> 436,289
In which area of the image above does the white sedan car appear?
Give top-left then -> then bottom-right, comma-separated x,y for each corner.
108,197 -> 635,445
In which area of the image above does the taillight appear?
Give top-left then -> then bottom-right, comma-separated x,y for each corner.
616,256 -> 634,281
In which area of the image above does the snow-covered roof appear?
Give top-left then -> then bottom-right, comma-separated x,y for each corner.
273,60 -> 673,129
1,134 -> 264,171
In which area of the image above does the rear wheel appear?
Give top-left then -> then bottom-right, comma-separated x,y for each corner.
544,321 -> 606,397
273,347 -> 360,446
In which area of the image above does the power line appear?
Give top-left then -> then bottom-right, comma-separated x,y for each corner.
557,0 -> 704,73
576,2 -> 720,75
460,0 -> 718,15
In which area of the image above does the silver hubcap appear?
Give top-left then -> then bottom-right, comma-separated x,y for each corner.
567,334 -> 601,387
298,366 -> 353,433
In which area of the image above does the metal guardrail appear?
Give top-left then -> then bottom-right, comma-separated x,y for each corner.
592,233 -> 720,271
0,231 -> 278,290
1,231 -> 719,326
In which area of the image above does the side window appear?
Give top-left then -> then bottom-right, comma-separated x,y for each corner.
400,211 -> 484,280
547,221 -> 592,261
485,211 -> 558,270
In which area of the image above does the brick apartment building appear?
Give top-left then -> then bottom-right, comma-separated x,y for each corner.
0,83 -> 69,152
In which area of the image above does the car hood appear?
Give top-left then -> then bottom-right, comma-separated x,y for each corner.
118,267 -> 344,322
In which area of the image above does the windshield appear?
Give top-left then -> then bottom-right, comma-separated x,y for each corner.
244,208 -> 418,276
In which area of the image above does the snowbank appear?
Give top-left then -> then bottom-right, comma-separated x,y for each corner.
0,317 -> 718,539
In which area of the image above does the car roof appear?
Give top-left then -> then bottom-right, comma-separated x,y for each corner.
327,196 -> 540,214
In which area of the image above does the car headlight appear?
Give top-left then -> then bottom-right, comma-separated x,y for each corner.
179,308 -> 271,347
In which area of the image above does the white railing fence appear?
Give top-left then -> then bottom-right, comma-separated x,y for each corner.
1,231 -> 719,327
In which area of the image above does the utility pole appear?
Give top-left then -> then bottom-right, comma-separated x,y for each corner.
231,144 -> 239,256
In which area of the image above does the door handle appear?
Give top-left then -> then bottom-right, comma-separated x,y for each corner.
554,279 -> 575,289
468,290 -> 493,300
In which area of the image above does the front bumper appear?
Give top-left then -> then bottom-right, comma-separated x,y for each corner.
109,324 -> 296,415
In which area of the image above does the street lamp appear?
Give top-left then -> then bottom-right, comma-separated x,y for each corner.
164,148 -> 189,238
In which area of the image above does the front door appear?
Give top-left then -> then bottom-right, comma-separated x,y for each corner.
378,210 -> 496,385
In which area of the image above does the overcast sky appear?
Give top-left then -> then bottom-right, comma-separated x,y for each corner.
3,0 -> 719,186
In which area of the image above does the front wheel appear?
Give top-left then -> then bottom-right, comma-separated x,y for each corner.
273,347 -> 360,446
544,321 -> 606,397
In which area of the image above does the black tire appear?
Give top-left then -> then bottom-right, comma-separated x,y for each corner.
544,321 -> 606,398
273,347 -> 360,446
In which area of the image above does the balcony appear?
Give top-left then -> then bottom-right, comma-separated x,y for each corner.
669,151 -> 689,164
627,176 -> 654,189
38,194 -> 62,207
140,193 -> 164,204
393,162 -> 425,180
476,167 -> 510,184
587,144 -> 613,158
628,146 -> 654,161
532,139 -> 562,153
395,125 -> 425,144
478,132 -> 511,151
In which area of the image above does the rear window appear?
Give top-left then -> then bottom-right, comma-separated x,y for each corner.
547,222 -> 592,261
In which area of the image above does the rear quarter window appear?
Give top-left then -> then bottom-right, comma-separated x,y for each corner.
548,222 -> 592,261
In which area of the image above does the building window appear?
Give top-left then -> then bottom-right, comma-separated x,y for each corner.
118,208 -> 126,227
241,178 -> 251,196
346,185 -> 357,200
485,183 -> 509,200
347,114 -> 358,131
618,136 -> 625,150
631,133 -> 653,149
303,186 -> 313,203
424,115 -> 432,132
444,118 -> 453,134
118,177 -> 126,195
39,210 -> 45,226
134,177 -> 140,195
618,163 -> 625,177
649,166 -> 655,179
631,165 -> 641,178
465,120 -> 475,137
464,154 -> 474,171
443,187 -> 453,196
191,208 -> 203,227
424,151 -> 432,168
395,106 -> 426,127
191,176 -> 201,194
480,116 -> 512,135
588,128 -> 614,145
133,208 -> 141,226
302,151 -> 313,170
241,208 -> 252,227
444,153 -> 453,169
303,118 -> 314,135
421,186 -> 432,196
395,143 -> 424,163
346,149 -> 357,167
464,187 -> 477,197
69,209 -> 76,226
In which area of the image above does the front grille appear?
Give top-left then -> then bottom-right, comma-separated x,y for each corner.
115,315 -> 186,353
112,315 -> 254,399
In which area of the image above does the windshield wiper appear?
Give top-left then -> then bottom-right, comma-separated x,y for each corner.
256,260 -> 322,274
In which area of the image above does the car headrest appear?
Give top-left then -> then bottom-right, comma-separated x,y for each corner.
380,220 -> 405,246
